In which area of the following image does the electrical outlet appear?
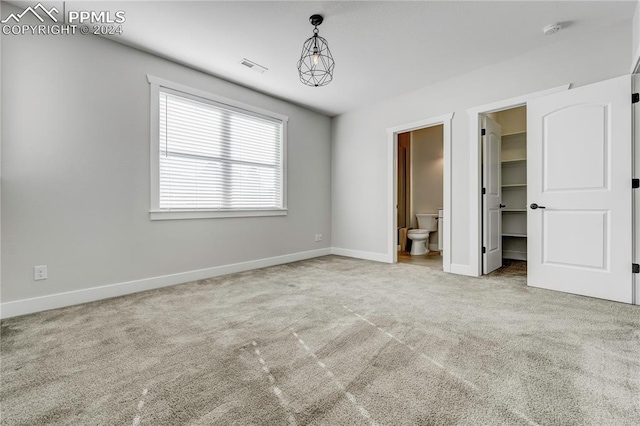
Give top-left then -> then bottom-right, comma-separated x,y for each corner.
318,233 -> 323,241
314,234 -> 319,242
34,265 -> 47,281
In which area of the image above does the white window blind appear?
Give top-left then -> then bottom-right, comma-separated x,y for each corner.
158,90 -> 284,211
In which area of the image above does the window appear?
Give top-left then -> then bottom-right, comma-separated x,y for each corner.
148,76 -> 287,220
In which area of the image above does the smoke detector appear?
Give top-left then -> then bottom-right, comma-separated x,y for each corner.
543,23 -> 562,36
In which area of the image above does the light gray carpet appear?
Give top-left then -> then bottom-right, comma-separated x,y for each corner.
1,255 -> 639,425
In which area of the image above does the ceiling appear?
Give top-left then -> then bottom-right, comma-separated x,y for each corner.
7,1 -> 637,116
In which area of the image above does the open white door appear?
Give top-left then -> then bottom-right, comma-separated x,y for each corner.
527,75 -> 633,303
482,116 -> 502,273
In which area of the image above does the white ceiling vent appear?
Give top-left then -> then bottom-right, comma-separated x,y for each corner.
239,58 -> 268,74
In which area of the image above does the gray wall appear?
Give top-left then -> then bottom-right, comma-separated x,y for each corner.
410,126 -> 443,243
1,30 -> 331,302
633,0 -> 640,71
331,22 -> 631,268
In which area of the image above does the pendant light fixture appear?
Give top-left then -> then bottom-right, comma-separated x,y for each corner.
297,14 -> 335,87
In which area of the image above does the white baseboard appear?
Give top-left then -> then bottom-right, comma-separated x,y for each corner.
331,247 -> 391,263
450,263 -> 478,277
1,247 -> 475,318
0,248 -> 332,319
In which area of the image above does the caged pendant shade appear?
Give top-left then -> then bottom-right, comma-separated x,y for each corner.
297,14 -> 335,87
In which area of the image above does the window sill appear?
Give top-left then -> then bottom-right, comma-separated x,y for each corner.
150,209 -> 288,221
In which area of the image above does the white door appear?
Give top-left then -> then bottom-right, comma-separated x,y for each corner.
527,75 -> 633,303
483,116 -> 502,273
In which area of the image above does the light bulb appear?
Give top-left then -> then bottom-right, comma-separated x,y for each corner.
312,47 -> 319,65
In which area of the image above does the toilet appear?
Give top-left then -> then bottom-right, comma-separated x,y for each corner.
407,213 -> 438,255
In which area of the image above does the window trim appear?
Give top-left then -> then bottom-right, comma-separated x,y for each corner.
147,75 -> 288,220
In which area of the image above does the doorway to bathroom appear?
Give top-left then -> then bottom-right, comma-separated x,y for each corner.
480,105 -> 528,278
387,112 -> 452,271
397,125 -> 444,269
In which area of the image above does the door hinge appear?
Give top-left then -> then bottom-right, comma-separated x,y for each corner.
633,263 -> 640,274
633,93 -> 639,104
481,128 -> 486,136
633,178 -> 639,189
482,247 -> 486,254
482,188 -> 486,195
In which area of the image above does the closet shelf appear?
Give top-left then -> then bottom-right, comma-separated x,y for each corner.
501,158 -> 526,164
502,130 -> 527,137
502,233 -> 527,238
501,184 -> 526,188
502,209 -> 526,212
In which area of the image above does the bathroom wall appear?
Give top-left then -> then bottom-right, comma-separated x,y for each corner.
397,132 -> 411,229
410,125 -> 443,247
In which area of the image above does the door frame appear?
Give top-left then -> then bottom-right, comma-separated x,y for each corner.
467,84 -> 570,276
387,113 -> 453,271
634,74 -> 640,305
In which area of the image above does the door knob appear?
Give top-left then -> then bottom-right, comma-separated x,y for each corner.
530,203 -> 546,210
499,204 -> 506,208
